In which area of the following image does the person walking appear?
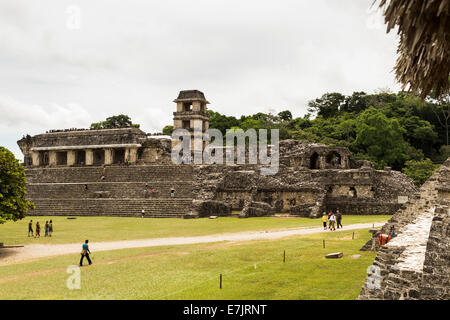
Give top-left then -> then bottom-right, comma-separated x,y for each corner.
170,188 -> 175,198
322,212 -> 328,230
328,211 -> 333,229
49,220 -> 54,237
329,213 -> 336,231
141,209 -> 145,218
35,221 -> 41,238
79,240 -> 92,266
28,220 -> 33,237
336,210 -> 343,229
45,221 -> 49,237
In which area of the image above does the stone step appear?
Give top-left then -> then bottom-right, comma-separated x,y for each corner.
26,181 -> 193,199
28,198 -> 193,217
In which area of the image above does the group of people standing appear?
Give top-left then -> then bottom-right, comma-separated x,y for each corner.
322,210 -> 342,231
28,220 -> 53,238
143,183 -> 159,198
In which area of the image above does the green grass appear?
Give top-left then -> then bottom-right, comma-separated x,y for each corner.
0,229 -> 376,300
0,215 -> 390,245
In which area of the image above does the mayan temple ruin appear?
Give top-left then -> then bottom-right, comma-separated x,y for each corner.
17,90 -> 418,220
358,158 -> 449,300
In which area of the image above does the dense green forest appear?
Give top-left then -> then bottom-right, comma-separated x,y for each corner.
165,90 -> 450,185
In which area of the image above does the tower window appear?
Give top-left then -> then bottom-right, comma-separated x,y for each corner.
183,102 -> 192,112
182,120 -> 190,130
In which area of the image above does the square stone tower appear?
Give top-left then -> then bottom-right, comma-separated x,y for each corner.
173,90 -> 210,153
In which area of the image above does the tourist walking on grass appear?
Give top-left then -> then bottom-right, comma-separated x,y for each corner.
141,209 -> 145,218
329,214 -> 336,231
328,211 -> 333,229
322,212 -> 328,230
336,210 -> 343,229
28,220 -> 33,237
49,220 -> 53,237
35,222 -> 41,238
45,221 -> 49,237
79,240 -> 92,266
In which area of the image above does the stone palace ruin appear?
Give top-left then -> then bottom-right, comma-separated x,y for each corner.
18,90 -> 417,219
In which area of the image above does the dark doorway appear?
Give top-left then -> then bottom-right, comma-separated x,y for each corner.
24,156 -> 32,166
310,152 -> 320,169
349,186 -> 357,198
56,152 -> 67,165
75,150 -> 86,165
182,120 -> 190,130
93,149 -> 105,166
39,151 -> 49,166
326,151 -> 342,167
113,149 -> 125,164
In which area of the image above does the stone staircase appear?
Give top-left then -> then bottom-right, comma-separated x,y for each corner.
25,165 -> 194,218
360,162 -> 443,251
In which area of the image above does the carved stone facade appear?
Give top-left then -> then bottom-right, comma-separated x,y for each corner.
18,128 -> 172,167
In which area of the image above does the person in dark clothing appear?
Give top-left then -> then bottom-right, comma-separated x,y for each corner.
28,220 -> 33,237
49,220 -> 53,237
35,222 -> 41,238
45,221 -> 49,237
336,210 -> 343,229
79,240 -> 92,266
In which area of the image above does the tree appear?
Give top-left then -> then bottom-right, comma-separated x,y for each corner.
429,87 -> 450,146
162,125 -> 174,135
207,110 -> 240,136
278,110 -> 293,122
341,92 -> 369,114
353,107 -> 407,169
0,147 -> 34,224
402,158 -> 439,186
90,114 -> 139,129
307,93 -> 346,118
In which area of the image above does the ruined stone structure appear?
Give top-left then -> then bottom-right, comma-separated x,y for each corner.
18,127 -> 172,167
189,140 -> 417,218
18,90 -> 417,219
358,159 -> 449,300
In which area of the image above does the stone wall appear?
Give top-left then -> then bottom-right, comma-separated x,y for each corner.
189,162 -> 416,218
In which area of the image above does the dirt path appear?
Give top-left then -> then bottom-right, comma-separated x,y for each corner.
0,222 -> 383,266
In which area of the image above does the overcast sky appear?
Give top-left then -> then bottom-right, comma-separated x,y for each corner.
0,0 -> 400,159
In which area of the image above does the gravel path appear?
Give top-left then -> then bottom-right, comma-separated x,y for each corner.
0,222 -> 383,266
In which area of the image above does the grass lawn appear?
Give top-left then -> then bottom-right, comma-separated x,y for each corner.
0,228 -> 376,300
0,215 -> 389,245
